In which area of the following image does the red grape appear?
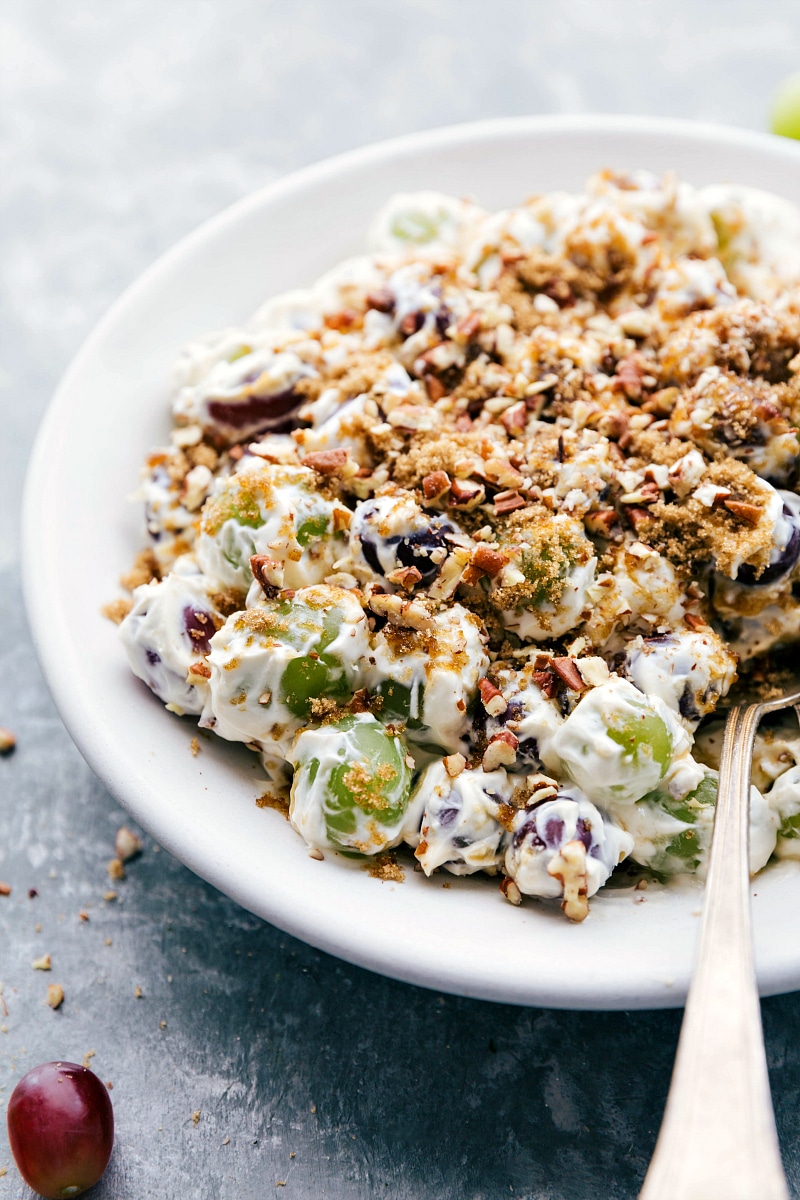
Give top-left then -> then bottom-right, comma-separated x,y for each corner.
7,1062 -> 114,1198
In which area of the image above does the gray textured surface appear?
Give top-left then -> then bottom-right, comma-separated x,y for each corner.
2,1 -> 800,1196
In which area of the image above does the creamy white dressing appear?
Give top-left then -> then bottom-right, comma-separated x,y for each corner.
119,574 -> 221,715
201,586 -> 370,756
195,463 -> 347,592
504,788 -> 633,900
551,677 -> 689,807
413,763 -> 512,876
117,170 -> 800,917
367,604 -> 488,753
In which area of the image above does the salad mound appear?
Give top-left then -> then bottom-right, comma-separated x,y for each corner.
109,170 -> 800,921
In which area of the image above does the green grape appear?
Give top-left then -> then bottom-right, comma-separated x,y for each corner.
765,765 -> 800,845
660,776 -> 716,870
606,709 -> 672,779
390,209 -> 445,244
290,714 -> 413,853
203,480 -> 265,537
258,596 -> 355,718
279,655 -> 350,717
296,514 -> 330,547
668,774 -> 717,820
780,811 -> 800,840
552,678 -> 682,807
375,680 -> 424,730
519,544 -> 565,608
771,74 -> 800,140
255,595 -> 344,655
631,776 -> 717,875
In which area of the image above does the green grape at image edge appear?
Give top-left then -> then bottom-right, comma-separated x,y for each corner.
771,74 -> 800,140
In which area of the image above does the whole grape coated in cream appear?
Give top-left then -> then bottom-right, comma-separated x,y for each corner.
113,169 -> 800,921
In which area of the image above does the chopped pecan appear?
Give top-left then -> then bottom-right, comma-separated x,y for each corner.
449,479 -> 485,508
250,554 -> 285,593
638,482 -> 662,504
471,545 -> 509,577
427,546 -> 471,601
550,657 -> 587,692
187,661 -> 212,681
597,411 -> 629,442
387,405 -> 437,432
443,753 -> 467,778
643,386 -> 680,417
368,593 -> 434,631
482,730 -> 519,771
301,448 -> 348,474
365,287 -> 395,313
456,312 -> 482,340
493,490 -> 526,515
478,678 -> 508,717
115,827 -> 142,862
614,355 -> 645,400
526,374 -> 558,397
754,400 -> 780,421
584,508 -> 619,538
422,470 -> 451,501
500,401 -> 528,436
575,657 -> 610,687
684,612 -> 708,631
626,507 -> 653,536
547,839 -> 589,922
500,877 -> 522,906
424,374 -> 447,401
481,458 -> 525,490
332,506 -> 352,533
385,565 -> 423,590
324,308 -> 360,332
619,482 -> 661,506
723,499 -> 762,526
400,312 -> 422,336
348,688 -> 372,713
531,669 -> 558,699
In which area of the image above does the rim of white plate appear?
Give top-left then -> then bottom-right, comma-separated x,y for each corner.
22,114 -> 800,1009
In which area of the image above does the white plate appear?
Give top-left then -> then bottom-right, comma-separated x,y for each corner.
23,115 -> 800,1010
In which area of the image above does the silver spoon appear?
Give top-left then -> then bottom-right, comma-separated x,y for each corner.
639,687 -> 800,1200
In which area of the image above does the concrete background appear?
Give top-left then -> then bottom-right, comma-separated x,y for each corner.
2,1 -> 800,1196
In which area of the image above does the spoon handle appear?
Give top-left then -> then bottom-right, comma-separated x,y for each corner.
639,704 -> 788,1200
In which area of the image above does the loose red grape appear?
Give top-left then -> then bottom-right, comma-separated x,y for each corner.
7,1062 -> 114,1198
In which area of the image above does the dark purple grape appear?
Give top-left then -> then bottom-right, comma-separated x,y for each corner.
574,817 -> 593,852
514,736 -> 542,770
512,818 -> 545,850
206,386 -> 304,442
393,523 -> 455,585
678,683 -> 702,723
182,606 -> 215,655
543,816 -> 565,848
7,1062 -> 114,1198
358,536 -> 384,578
735,504 -> 800,586
361,518 -> 455,586
434,305 -> 452,337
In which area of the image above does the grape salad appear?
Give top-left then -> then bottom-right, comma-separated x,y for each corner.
110,170 -> 800,922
